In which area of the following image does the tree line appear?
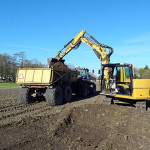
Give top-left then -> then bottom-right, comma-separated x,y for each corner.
0,51 -> 149,81
0,52 -> 46,81
134,65 -> 150,79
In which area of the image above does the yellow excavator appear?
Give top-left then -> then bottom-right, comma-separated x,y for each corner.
47,30 -> 113,91
48,30 -> 150,110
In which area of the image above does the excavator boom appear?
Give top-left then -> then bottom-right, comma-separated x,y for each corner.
47,30 -> 113,89
48,30 -> 113,65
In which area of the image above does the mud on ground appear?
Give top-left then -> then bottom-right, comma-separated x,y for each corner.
0,88 -> 150,150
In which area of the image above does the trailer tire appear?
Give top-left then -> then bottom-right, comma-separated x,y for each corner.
46,85 -> 63,106
90,83 -> 96,95
19,88 -> 34,104
77,83 -> 88,98
64,85 -> 72,103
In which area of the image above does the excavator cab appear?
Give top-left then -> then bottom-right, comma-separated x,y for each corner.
101,63 -> 133,96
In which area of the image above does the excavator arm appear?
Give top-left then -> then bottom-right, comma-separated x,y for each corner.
55,30 -> 86,60
54,30 -> 113,65
47,30 -> 113,89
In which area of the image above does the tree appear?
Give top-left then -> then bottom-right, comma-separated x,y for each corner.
133,67 -> 139,78
13,52 -> 25,68
0,54 -> 14,80
144,65 -> 149,70
142,70 -> 150,79
0,52 -> 46,82
133,65 -> 149,79
24,59 -> 46,68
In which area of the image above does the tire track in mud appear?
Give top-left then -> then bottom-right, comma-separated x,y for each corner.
0,95 -> 99,129
0,104 -> 27,113
0,89 -> 20,108
0,100 -> 47,113
0,99 -> 20,109
0,102 -> 55,128
0,102 -> 46,119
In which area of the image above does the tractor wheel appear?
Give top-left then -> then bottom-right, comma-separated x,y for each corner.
63,85 -> 72,103
77,83 -> 88,98
89,83 -> 96,95
19,88 -> 35,104
45,85 -> 63,106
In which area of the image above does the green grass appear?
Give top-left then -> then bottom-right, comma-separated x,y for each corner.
0,82 -> 20,89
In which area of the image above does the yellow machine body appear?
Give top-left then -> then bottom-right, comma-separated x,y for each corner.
132,79 -> 150,99
115,79 -> 150,100
101,63 -> 150,100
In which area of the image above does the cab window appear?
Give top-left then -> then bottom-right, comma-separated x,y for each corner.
116,67 -> 120,82
125,67 -> 130,77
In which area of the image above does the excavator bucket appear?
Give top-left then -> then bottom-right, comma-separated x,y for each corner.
47,58 -> 65,67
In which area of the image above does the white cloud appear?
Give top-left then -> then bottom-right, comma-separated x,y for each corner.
124,32 -> 150,44
111,44 -> 150,68
7,44 -> 56,51
0,50 -> 12,53
114,45 -> 150,56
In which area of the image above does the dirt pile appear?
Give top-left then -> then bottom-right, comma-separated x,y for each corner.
0,89 -> 20,109
50,105 -> 150,150
1,88 -> 150,150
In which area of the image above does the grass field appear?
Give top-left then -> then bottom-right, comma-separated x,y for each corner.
0,82 -> 20,89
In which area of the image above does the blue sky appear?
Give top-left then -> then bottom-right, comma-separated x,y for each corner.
0,0 -> 150,75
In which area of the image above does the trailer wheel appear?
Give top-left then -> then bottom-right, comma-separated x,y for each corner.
46,85 -> 63,106
19,88 -> 35,104
64,85 -> 72,103
89,83 -> 96,95
77,83 -> 88,98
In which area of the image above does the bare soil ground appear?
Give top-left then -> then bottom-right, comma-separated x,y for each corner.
1,87 -> 150,150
